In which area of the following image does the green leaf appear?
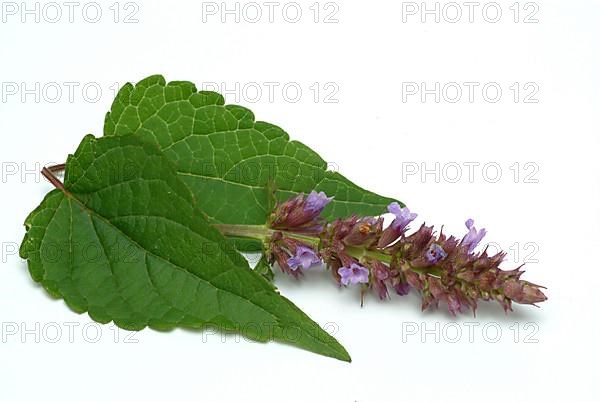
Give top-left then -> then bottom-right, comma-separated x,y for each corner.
254,255 -> 275,282
103,75 -> 400,250
19,134 -> 350,362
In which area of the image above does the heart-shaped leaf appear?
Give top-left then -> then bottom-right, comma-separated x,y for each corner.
103,75 -> 399,250
20,134 -> 350,361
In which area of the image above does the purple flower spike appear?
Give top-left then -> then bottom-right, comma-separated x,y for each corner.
388,202 -> 417,233
425,244 -> 448,264
461,219 -> 487,253
287,245 -> 321,271
338,263 -> 370,286
304,191 -> 333,214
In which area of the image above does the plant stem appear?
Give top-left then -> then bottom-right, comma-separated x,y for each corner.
345,246 -> 392,264
41,167 -> 65,192
213,224 -> 394,265
212,223 -> 442,277
48,163 -> 66,173
212,224 -> 271,243
212,224 -> 320,247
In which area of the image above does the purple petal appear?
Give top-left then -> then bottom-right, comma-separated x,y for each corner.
304,191 -> 333,214
287,245 -> 320,270
387,202 -> 417,232
461,219 -> 486,253
338,263 -> 370,286
355,266 -> 370,284
338,267 -> 353,285
425,244 -> 448,264
387,202 -> 403,216
287,257 -> 302,271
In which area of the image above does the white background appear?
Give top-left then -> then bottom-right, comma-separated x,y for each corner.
1,0 -> 598,401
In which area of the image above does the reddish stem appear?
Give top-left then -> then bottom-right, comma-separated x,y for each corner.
47,163 -> 66,173
41,167 -> 65,192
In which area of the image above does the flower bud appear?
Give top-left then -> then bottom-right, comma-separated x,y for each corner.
503,280 -> 547,305
342,217 -> 382,247
270,191 -> 332,233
